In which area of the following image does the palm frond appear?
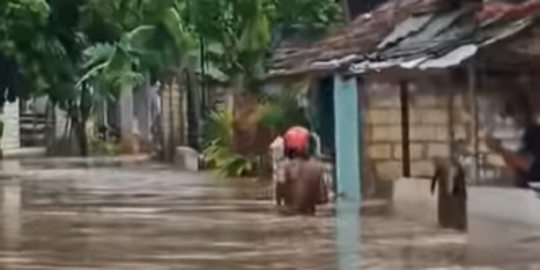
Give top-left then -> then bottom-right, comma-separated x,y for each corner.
76,61 -> 108,88
82,43 -> 115,69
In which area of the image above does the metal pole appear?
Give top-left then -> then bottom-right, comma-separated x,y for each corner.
468,63 -> 480,184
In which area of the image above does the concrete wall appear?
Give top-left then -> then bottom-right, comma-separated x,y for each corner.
2,101 -> 20,151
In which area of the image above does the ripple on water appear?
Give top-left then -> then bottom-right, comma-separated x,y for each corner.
2,165 -> 528,269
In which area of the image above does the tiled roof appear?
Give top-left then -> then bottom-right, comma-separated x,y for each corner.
269,0 -> 540,77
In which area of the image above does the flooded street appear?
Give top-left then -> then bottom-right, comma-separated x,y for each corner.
0,162 -> 487,269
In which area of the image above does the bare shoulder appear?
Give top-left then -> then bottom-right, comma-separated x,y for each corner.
307,158 -> 325,170
282,159 -> 298,170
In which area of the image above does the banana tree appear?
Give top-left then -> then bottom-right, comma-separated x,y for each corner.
81,3 -> 196,84
79,2 -> 196,156
190,0 -> 271,96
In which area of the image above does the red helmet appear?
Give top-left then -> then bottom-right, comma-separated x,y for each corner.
283,126 -> 310,151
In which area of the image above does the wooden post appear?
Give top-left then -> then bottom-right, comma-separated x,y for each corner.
333,74 -> 361,270
399,81 -> 411,177
468,63 -> 480,184
448,88 -> 455,158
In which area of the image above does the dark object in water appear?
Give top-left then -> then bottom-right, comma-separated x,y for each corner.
431,157 -> 467,231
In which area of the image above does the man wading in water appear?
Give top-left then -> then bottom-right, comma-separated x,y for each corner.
278,127 -> 328,216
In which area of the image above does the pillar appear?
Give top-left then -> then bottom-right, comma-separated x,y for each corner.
333,74 -> 362,202
119,84 -> 137,154
333,74 -> 362,270
2,100 -> 20,151
133,80 -> 152,151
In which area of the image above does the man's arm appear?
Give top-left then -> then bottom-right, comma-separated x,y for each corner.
497,148 -> 531,173
486,136 -> 530,172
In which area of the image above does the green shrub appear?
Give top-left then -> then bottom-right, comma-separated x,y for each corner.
202,109 -> 257,177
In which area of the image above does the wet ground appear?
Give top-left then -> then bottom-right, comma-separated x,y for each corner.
0,162 -> 525,270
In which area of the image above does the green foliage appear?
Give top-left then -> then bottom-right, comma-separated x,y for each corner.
89,138 -> 120,156
270,0 -> 343,32
190,0 -> 343,93
203,140 -> 256,177
256,81 -> 310,134
0,0 -> 51,102
80,2 -> 197,91
202,110 -> 257,177
257,95 -> 308,135
0,0 -> 343,157
190,0 -> 272,91
201,88 -> 309,177
1,0 -> 343,101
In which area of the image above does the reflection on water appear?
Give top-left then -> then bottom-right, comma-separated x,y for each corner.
468,187 -> 540,266
0,167 -> 340,269
1,178 -> 22,249
335,200 -> 361,270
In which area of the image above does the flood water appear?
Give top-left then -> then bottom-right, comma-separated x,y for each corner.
0,162 -> 479,270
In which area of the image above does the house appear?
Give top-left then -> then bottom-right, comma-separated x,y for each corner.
270,0 -> 540,262
269,0 -> 540,201
1,96 -> 52,158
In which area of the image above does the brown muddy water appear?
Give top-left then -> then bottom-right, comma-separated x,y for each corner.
0,162 -> 521,270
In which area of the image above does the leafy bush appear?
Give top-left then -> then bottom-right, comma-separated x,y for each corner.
257,90 -> 309,135
88,134 -> 120,156
202,89 -> 310,177
202,109 -> 258,177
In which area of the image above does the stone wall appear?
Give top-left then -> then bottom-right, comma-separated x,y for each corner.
161,81 -> 184,159
364,79 -> 469,181
364,74 -> 540,183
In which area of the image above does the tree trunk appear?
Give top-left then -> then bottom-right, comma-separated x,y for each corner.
119,83 -> 135,154
0,119 -> 4,159
186,70 -> 201,151
70,116 -> 88,157
167,79 -> 175,161
75,120 -> 89,156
